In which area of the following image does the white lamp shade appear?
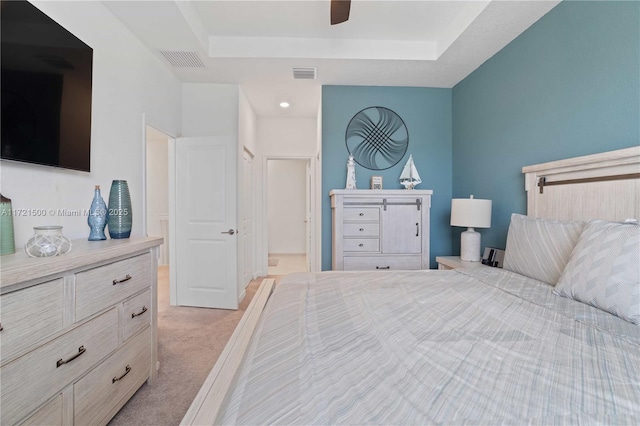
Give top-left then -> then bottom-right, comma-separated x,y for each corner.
450,196 -> 492,228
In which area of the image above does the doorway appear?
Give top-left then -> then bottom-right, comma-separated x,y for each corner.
144,125 -> 171,266
143,123 -> 173,309
266,158 -> 310,275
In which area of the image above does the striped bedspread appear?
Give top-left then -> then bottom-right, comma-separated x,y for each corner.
218,269 -> 640,425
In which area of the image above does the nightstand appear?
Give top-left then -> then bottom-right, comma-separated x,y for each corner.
435,256 -> 488,270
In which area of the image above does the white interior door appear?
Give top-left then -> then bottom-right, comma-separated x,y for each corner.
240,149 -> 254,290
175,136 -> 238,309
305,161 -> 312,272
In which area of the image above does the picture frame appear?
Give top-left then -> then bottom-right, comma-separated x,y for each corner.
482,247 -> 505,268
371,176 -> 383,190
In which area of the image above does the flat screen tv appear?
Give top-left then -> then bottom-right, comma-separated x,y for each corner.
1,0 -> 93,172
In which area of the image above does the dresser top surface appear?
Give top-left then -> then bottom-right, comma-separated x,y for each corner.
330,189 -> 433,196
1,237 -> 163,292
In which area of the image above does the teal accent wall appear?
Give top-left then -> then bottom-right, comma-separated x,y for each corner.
452,0 -> 640,253
322,86 -> 452,270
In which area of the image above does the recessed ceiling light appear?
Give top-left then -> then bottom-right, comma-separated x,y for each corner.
279,101 -> 290,108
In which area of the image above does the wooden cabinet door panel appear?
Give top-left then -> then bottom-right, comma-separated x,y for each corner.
381,205 -> 421,254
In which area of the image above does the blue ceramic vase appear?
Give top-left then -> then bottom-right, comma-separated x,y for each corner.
88,185 -> 108,241
107,180 -> 132,239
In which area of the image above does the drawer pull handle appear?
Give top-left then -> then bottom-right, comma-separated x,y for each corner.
113,274 -> 132,285
416,222 -> 420,237
376,266 -> 390,270
359,228 -> 364,232
57,346 -> 86,368
112,365 -> 131,383
359,212 -> 364,216
0,323 -> 3,332
132,306 -> 148,318
359,243 -> 364,247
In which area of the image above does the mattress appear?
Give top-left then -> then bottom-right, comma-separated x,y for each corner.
217,268 -> 640,425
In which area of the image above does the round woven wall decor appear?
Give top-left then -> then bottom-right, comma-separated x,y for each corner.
345,106 -> 408,170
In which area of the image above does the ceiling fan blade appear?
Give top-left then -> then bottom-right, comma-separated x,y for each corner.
331,0 -> 351,25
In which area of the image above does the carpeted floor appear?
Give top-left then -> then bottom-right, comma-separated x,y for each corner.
267,253 -> 307,276
109,267 -> 265,425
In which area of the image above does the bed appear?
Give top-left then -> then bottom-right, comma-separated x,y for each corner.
182,147 -> 640,425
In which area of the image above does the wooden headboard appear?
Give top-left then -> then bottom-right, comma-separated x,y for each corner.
523,146 -> 640,222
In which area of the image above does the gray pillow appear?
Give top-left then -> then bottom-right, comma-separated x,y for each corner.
554,220 -> 640,325
503,214 -> 584,285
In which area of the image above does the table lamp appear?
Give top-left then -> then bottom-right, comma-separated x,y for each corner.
450,195 -> 492,261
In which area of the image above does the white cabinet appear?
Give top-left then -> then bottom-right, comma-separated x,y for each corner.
0,238 -> 162,426
330,190 -> 432,270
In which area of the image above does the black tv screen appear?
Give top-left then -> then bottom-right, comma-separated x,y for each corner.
1,0 -> 93,172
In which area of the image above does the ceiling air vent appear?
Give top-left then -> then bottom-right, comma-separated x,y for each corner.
159,50 -> 205,68
292,67 -> 317,79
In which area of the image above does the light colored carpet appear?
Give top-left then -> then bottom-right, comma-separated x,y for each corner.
268,253 -> 307,275
108,266 -> 263,426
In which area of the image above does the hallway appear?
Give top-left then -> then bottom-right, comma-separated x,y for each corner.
267,253 -> 307,275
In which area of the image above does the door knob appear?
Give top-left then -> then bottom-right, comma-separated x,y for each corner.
221,229 -> 236,235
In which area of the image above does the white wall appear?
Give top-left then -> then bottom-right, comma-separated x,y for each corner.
0,1 -> 181,246
181,84 -> 239,137
238,90 -> 258,156
258,117 -> 318,157
267,160 -> 307,254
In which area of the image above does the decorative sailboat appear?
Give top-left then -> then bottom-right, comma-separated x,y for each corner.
399,155 -> 422,189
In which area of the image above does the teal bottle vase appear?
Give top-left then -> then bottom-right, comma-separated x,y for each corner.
0,194 -> 16,255
88,185 -> 109,241
107,180 -> 132,239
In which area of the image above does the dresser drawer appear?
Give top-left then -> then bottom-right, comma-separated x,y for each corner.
343,238 -> 380,252
343,223 -> 380,237
21,394 -> 63,426
76,253 -> 151,321
0,308 -> 118,426
74,327 -> 151,426
123,289 -> 151,342
343,207 -> 379,221
0,279 -> 64,364
343,255 -> 422,271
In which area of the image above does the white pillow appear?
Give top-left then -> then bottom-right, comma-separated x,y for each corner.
554,220 -> 640,325
503,214 -> 584,285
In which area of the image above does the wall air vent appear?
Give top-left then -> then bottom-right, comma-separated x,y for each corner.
159,50 -> 205,68
292,67 -> 317,79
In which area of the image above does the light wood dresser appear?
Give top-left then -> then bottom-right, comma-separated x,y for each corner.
0,237 -> 162,426
330,189 -> 432,270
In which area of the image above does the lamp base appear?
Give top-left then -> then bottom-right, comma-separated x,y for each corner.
460,227 -> 481,261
